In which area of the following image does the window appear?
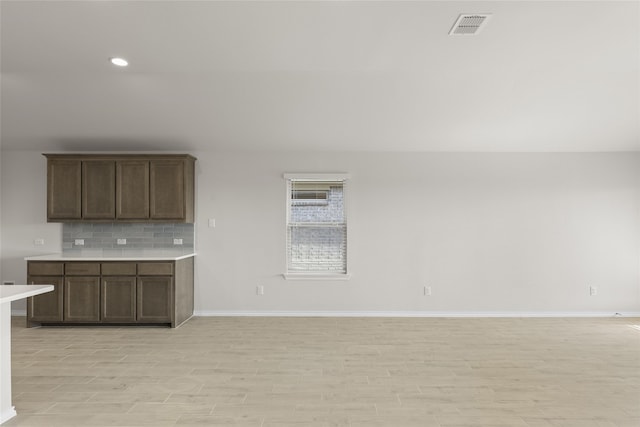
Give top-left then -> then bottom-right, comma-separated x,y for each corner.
284,174 -> 350,279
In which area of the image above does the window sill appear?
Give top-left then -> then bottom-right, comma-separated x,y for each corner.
283,273 -> 352,281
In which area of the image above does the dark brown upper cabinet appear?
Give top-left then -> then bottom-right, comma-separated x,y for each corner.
47,159 -> 82,220
117,160 -> 150,220
150,159 -> 187,220
82,160 -> 116,219
45,154 -> 196,223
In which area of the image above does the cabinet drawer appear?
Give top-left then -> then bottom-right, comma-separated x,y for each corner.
101,262 -> 137,276
65,262 -> 100,276
137,262 -> 173,276
28,262 -> 64,276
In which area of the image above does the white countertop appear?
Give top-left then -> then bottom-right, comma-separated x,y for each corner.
0,285 -> 54,304
25,251 -> 196,261
1,285 -> 54,424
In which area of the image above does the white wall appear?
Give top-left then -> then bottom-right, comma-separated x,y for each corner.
1,153 -> 62,311
2,150 -> 639,315
192,151 -> 640,315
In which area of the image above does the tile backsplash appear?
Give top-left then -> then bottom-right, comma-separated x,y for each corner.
62,223 -> 194,252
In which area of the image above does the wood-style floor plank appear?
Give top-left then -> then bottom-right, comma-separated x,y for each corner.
6,316 -> 640,426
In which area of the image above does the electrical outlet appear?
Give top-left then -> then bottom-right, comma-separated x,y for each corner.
117,238 -> 127,245
34,238 -> 45,246
173,238 -> 183,245
590,286 -> 598,296
256,285 -> 264,296
424,286 -> 432,296
208,218 -> 216,228
74,239 -> 84,246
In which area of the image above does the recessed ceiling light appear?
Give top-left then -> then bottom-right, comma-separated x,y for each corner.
109,57 -> 128,67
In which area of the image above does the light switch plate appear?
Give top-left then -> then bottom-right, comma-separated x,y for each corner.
117,238 -> 127,245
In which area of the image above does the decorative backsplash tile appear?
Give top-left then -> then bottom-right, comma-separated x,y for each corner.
62,223 -> 194,252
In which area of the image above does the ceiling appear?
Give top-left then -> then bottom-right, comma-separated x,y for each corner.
1,0 -> 638,152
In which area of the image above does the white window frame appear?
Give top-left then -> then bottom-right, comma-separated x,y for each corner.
283,173 -> 351,280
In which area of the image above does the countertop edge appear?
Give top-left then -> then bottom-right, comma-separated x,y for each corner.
25,253 -> 197,261
1,285 -> 54,304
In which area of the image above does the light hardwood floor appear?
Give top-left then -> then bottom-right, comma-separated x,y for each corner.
6,316 -> 640,427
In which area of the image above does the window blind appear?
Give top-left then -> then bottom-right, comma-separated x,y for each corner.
286,179 -> 347,274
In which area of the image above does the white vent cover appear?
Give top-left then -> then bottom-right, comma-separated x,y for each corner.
449,14 -> 491,35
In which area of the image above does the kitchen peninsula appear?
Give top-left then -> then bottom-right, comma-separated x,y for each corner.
25,251 -> 195,328
1,285 -> 54,423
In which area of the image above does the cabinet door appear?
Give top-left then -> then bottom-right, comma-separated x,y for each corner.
137,277 -> 172,323
82,161 -> 116,219
150,160 -> 184,220
102,277 -> 136,322
117,160 -> 150,219
47,159 -> 81,220
64,277 -> 101,322
27,276 -> 64,323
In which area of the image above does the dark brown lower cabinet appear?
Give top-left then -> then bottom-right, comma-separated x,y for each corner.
137,277 -> 172,322
27,257 -> 194,328
64,276 -> 100,322
102,277 -> 136,322
27,276 -> 64,323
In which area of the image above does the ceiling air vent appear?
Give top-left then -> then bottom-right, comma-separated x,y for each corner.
449,14 -> 491,35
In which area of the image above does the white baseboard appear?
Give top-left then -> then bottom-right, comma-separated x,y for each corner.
193,310 -> 640,318
12,309 -> 639,318
0,407 -> 17,425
